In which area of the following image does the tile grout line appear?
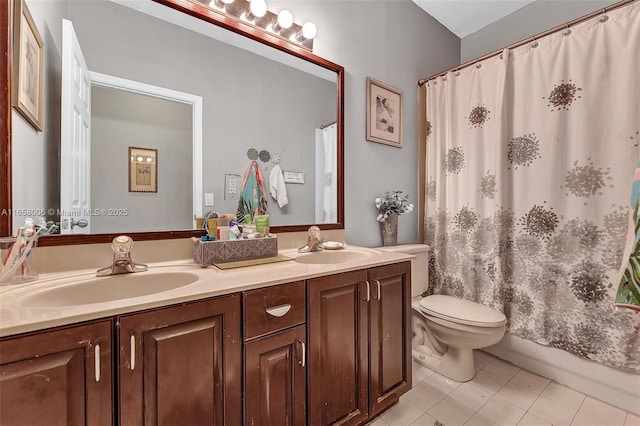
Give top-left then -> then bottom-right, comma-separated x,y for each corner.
570,396 -> 588,426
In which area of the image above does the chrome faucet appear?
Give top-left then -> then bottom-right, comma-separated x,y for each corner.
297,226 -> 324,253
97,235 -> 148,276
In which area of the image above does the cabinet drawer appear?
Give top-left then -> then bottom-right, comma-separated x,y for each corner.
243,280 -> 305,340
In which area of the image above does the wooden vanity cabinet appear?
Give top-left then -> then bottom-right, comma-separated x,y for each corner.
117,294 -> 242,426
243,281 -> 307,426
0,261 -> 409,426
367,262 -> 412,417
307,262 -> 411,426
0,320 -> 114,426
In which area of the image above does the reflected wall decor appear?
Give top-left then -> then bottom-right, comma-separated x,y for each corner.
129,147 -> 158,193
12,0 -> 43,131
366,77 -> 403,148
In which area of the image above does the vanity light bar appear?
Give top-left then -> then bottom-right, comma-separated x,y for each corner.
197,0 -> 316,51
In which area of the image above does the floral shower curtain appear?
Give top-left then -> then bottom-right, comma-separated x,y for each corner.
424,2 -> 640,373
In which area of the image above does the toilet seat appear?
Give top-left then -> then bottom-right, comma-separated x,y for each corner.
419,295 -> 506,328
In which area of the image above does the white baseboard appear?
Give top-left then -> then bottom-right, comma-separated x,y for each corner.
484,334 -> 640,415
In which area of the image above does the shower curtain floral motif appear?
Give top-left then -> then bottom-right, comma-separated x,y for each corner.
424,3 -> 640,373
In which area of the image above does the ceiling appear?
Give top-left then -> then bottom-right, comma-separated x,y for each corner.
412,0 -> 537,38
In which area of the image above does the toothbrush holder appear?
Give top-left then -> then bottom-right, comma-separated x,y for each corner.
0,237 -> 39,285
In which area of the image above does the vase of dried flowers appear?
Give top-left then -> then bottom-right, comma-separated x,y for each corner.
375,190 -> 413,246
379,211 -> 399,246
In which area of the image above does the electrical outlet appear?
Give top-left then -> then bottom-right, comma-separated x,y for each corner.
225,174 -> 241,200
205,193 -> 214,206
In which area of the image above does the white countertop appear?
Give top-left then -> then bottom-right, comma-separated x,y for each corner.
0,245 -> 412,337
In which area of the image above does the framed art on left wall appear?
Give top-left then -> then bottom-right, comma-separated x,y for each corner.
12,0 -> 44,131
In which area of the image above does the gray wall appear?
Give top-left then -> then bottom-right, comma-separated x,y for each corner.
461,0 -> 617,62
91,86 -> 193,233
276,0 -> 461,246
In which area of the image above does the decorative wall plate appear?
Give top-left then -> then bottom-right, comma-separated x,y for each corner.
247,148 -> 258,160
259,150 -> 271,162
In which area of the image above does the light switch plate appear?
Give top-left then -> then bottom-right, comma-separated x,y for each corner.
205,193 -> 214,206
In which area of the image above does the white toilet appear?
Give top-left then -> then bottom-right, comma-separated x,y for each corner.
378,244 -> 506,382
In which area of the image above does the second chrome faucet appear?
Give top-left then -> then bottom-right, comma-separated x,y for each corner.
297,226 -> 324,253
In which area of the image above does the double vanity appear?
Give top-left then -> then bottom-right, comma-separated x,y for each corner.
0,241 -> 412,425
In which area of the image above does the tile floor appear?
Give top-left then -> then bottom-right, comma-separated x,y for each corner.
369,351 -> 640,426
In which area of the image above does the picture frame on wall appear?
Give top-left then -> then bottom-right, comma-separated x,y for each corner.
129,147 -> 158,193
366,77 -> 403,148
12,0 -> 44,131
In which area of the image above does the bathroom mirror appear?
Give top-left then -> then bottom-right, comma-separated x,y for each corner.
0,0 -> 344,245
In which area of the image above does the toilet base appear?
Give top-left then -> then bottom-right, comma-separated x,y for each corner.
412,345 -> 476,382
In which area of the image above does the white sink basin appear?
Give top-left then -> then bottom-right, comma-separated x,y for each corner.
22,272 -> 199,307
293,249 -> 374,265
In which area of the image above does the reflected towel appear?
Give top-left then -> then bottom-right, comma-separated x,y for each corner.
615,162 -> 640,311
269,165 -> 288,208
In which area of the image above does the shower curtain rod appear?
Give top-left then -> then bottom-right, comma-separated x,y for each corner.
320,121 -> 337,129
417,0 -> 637,86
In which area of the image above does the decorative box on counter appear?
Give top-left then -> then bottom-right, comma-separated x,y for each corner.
192,236 -> 278,265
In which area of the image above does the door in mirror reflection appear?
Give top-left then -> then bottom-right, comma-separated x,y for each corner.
60,19 -> 91,234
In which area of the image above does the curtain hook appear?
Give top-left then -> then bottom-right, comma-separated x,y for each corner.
563,23 -> 571,36
475,60 -> 482,69
531,37 -> 538,48
599,8 -> 609,22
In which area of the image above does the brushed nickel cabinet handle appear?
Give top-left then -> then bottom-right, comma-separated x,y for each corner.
373,280 -> 381,300
94,344 -> 101,382
130,334 -> 136,371
265,304 -> 292,317
362,281 -> 370,302
297,339 -> 306,367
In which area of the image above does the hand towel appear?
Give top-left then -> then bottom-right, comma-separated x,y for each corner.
236,160 -> 267,224
269,165 -> 289,208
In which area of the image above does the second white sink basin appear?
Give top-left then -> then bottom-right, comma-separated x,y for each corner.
293,249 -> 374,265
22,272 -> 199,307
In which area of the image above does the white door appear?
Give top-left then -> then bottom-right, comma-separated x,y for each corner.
60,19 -> 91,234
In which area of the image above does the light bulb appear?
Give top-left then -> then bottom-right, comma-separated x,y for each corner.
277,10 -> 293,29
136,156 -> 143,162
250,0 -> 267,18
301,21 -> 317,39
222,0 -> 234,4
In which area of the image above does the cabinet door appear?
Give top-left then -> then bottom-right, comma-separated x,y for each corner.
368,261 -> 412,417
0,320 -> 113,426
308,269 -> 369,426
245,325 -> 306,426
118,294 -> 242,426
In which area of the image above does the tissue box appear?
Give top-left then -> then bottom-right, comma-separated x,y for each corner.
192,236 -> 278,265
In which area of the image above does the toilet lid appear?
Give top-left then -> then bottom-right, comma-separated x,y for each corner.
419,295 -> 506,327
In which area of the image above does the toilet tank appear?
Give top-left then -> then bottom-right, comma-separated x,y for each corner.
377,244 -> 429,298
